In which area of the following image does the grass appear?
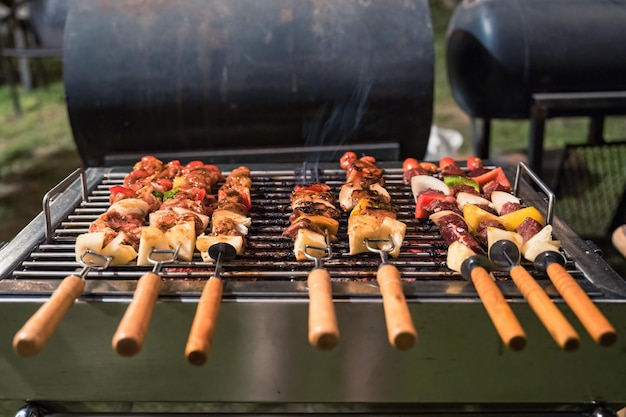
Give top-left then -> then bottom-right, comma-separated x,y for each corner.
0,80 -> 81,241
0,1 -> 624,275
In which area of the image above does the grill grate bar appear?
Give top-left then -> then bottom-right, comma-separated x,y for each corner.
7,166 -> 588,295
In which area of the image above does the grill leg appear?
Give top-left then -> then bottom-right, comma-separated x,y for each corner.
471,118 -> 491,159
529,104 -> 547,177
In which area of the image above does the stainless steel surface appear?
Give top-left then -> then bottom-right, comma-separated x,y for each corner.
1,163 -> 626,413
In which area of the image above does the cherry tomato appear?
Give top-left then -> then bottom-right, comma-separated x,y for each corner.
204,164 -> 221,173
439,157 -> 455,170
403,158 -> 419,172
467,156 -> 483,171
340,152 -> 357,170
185,160 -> 205,170
109,185 -> 135,197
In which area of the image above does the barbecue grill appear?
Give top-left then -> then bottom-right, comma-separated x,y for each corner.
2,1 -> 626,416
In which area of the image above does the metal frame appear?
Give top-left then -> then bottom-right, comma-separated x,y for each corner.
472,91 -> 626,179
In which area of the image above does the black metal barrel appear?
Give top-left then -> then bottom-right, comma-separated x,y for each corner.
446,0 -> 626,119
63,0 -> 434,166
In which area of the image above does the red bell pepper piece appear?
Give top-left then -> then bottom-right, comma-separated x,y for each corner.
470,166 -> 511,188
109,185 -> 135,197
414,193 -> 446,219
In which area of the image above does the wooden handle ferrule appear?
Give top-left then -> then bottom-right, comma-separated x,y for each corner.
471,266 -> 527,351
510,265 -> 579,351
307,268 -> 339,350
112,272 -> 162,357
546,263 -> 617,346
13,275 -> 85,357
376,263 -> 417,350
185,277 -> 224,366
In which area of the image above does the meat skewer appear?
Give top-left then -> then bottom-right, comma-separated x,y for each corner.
83,157 -> 222,266
340,152 -> 416,350
283,182 -> 340,349
13,250 -> 112,357
302,237 -> 340,350
492,188 -> 618,346
186,167 -> 252,365
487,228 -> 580,351
112,245 -> 180,357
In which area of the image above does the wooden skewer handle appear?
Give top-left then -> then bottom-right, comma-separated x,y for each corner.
112,272 -> 162,357
471,266 -> 527,351
510,265 -> 579,351
185,277 -> 224,366
307,267 -> 339,350
546,262 -> 617,346
13,275 -> 85,357
376,263 -> 417,350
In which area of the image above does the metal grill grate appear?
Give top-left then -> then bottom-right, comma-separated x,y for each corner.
6,166 -> 592,298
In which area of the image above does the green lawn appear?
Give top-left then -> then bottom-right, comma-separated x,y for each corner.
0,81 -> 81,241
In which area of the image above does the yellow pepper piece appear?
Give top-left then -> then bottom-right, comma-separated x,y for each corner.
350,198 -> 370,217
462,204 -> 502,234
172,176 -> 188,189
292,214 -> 339,236
499,206 -> 545,231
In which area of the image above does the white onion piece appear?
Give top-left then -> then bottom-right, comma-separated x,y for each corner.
456,192 -> 493,210
446,240 -> 476,273
369,183 -> 391,203
109,198 -> 150,217
429,210 -> 464,224
411,175 -> 450,199
339,183 -> 361,211
172,207 -> 210,230
521,225 -> 560,262
491,191 -> 520,215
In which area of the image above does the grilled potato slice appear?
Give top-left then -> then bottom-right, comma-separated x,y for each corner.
196,235 -> 244,262
294,228 -> 327,261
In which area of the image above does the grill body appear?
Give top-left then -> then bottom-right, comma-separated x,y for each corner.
1,163 -> 626,414
63,0 -> 434,166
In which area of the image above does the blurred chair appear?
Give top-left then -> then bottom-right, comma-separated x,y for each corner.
0,0 -> 67,115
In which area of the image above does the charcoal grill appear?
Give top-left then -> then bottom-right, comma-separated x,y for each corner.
1,161 -> 626,416
2,0 -> 626,416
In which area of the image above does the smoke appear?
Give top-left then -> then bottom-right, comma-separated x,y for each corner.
302,55 -> 374,169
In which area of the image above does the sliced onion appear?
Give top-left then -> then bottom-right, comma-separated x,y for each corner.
429,210 -> 463,225
456,192 -> 493,209
410,175 -> 450,198
446,240 -> 476,273
491,191 -> 520,215
339,183 -> 360,211
521,225 -> 560,261
109,198 -> 150,217
172,206 -> 210,230
369,183 -> 391,203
